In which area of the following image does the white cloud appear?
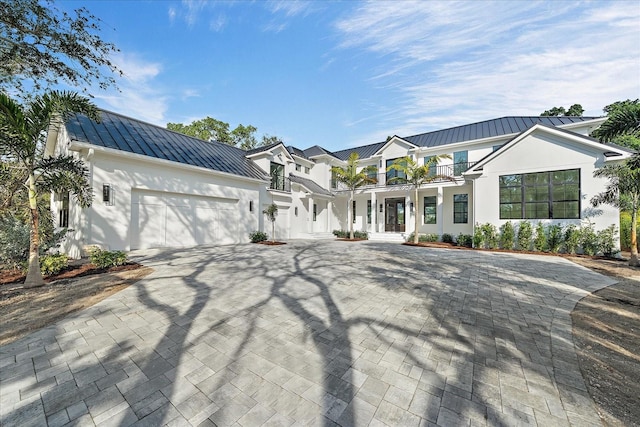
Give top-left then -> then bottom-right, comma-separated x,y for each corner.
209,13 -> 227,32
95,53 -> 168,125
334,1 -> 640,138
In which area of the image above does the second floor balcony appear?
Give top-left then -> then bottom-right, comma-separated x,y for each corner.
332,162 -> 476,191
270,175 -> 291,192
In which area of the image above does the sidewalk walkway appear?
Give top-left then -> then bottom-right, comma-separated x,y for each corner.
0,241 -> 616,426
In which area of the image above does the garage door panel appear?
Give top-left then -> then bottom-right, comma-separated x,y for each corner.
165,205 -> 197,247
195,208 -> 217,245
137,203 -> 166,249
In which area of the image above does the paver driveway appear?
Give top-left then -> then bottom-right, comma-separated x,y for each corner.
1,241 -> 617,427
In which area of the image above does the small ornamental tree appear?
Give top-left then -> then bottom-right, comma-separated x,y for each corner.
387,155 -> 453,243
330,153 -> 377,240
263,203 -> 278,242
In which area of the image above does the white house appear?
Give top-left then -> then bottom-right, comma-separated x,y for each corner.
46,111 -> 632,257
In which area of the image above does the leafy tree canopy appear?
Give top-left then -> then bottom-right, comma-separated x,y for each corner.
167,117 -> 281,150
0,0 -> 121,95
540,104 -> 584,116
591,99 -> 640,149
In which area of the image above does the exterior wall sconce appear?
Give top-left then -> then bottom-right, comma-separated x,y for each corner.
410,202 -> 414,211
102,184 -> 113,205
249,200 -> 254,212
379,203 -> 383,212
294,206 -> 298,216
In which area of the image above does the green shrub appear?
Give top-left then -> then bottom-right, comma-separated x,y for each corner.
517,221 -> 533,251
457,233 -> 473,248
533,223 -> 547,252
442,233 -> 454,244
473,223 -> 484,248
597,225 -> 619,257
249,231 -> 267,243
333,230 -> 368,239
580,222 -> 599,256
407,232 -> 438,242
0,215 -> 29,270
620,212 -> 639,251
482,223 -> 498,249
547,224 -> 563,253
89,248 -> 128,269
564,224 -> 580,254
499,221 -> 515,250
40,254 -> 68,275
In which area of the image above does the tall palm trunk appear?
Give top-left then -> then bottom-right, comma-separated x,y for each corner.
349,190 -> 354,240
25,173 -> 44,287
631,208 -> 639,267
413,187 -> 419,244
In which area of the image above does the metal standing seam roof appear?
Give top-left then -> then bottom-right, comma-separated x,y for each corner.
288,174 -> 332,197
331,116 -> 603,160
65,110 -> 269,181
303,145 -> 338,159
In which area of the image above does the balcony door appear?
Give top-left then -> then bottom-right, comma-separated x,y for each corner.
385,198 -> 405,232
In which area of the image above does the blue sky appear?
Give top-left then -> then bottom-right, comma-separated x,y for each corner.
59,1 -> 640,152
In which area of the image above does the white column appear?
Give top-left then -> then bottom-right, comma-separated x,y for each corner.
308,197 -> 314,234
437,186 -> 444,237
371,192 -> 377,232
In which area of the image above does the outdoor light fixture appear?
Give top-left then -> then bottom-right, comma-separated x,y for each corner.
249,200 -> 253,212
410,202 -> 414,211
379,203 -> 383,212
294,207 -> 298,216
102,184 -> 112,205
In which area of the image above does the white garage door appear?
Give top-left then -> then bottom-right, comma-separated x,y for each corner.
131,190 -> 238,249
263,205 -> 290,240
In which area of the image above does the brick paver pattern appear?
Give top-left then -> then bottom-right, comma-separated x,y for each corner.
0,241 -> 617,426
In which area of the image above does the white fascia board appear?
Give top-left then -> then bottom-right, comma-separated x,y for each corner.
291,154 -> 314,166
373,135 -> 417,156
246,143 -> 295,162
69,141 -> 270,185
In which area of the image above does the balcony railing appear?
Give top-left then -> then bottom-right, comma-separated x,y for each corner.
333,162 -> 476,191
270,175 -> 291,192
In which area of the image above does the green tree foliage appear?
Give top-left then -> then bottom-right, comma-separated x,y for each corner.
387,155 -> 453,243
592,100 -> 640,146
331,153 -> 377,240
0,91 -> 98,286
540,104 -> 584,117
167,116 -> 233,144
167,117 -> 278,150
0,0 -> 121,94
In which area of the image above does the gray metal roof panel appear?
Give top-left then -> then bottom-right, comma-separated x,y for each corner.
66,110 -> 269,181
332,141 -> 386,161
404,116 -> 602,148
303,145 -> 337,158
289,174 -> 332,196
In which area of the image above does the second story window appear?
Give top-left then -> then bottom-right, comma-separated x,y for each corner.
295,163 -> 301,172
331,170 -> 338,189
386,158 -> 407,185
366,165 -> 378,183
270,162 -> 285,191
453,150 -> 468,176
423,156 -> 437,177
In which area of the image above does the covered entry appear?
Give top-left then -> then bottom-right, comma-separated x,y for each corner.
385,198 -> 405,232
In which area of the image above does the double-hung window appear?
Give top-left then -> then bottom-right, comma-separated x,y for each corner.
453,194 -> 468,223
499,169 -> 580,219
423,196 -> 436,224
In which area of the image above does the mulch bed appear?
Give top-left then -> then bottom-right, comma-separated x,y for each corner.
336,238 -> 367,242
255,241 -> 287,245
0,262 -> 142,286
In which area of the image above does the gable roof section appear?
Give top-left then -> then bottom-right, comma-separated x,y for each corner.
303,145 -> 338,159
287,146 -> 308,159
404,116 -> 603,148
289,174 -> 332,197
65,110 -> 269,180
332,141 -> 386,161
466,123 -> 633,175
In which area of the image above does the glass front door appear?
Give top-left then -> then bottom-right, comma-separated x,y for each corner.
385,198 -> 405,232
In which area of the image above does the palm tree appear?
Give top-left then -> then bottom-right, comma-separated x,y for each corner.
592,103 -> 640,142
330,152 -> 377,239
0,91 -> 99,287
387,155 -> 454,244
592,160 -> 640,266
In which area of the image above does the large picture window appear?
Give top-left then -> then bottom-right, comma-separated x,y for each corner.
423,196 -> 436,224
499,169 -> 580,219
453,194 -> 468,223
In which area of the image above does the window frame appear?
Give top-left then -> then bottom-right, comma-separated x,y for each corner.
453,150 -> 468,176
367,200 -> 372,224
59,192 -> 69,228
386,158 -> 407,185
423,196 -> 437,224
270,162 -> 285,191
453,194 -> 468,224
352,200 -> 356,223
499,168 -> 580,220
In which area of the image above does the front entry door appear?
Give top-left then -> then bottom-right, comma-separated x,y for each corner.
385,198 -> 405,232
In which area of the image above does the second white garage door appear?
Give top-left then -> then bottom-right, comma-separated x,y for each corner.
131,190 -> 239,249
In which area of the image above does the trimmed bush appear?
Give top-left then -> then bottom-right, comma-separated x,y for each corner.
547,224 -> 563,253
249,231 -> 267,243
517,221 -> 533,251
457,233 -> 473,248
533,222 -> 547,252
482,223 -> 498,249
40,254 -> 68,275
597,224 -> 619,257
472,224 -> 484,248
442,233 -> 454,244
89,248 -> 128,269
406,232 -> 438,242
333,230 -> 368,239
580,222 -> 598,256
564,224 -> 580,254
499,221 -> 515,250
